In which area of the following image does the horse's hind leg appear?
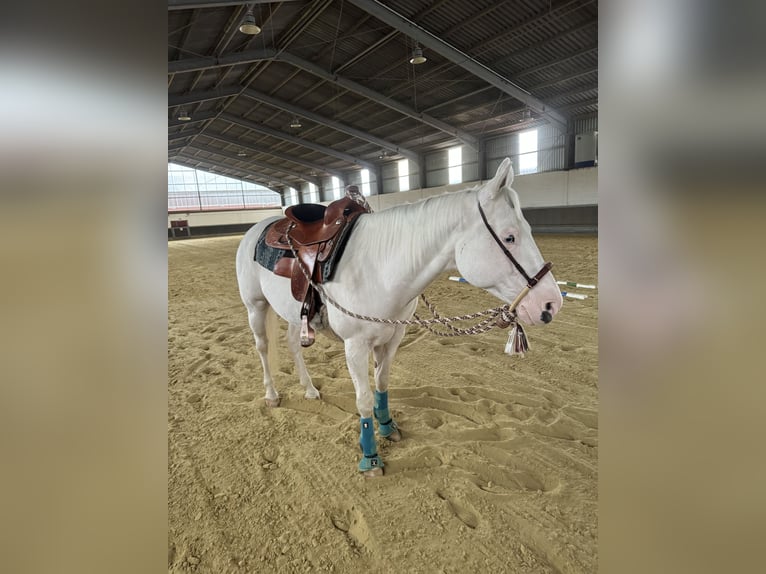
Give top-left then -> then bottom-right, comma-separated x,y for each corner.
372,325 -> 405,442
287,322 -> 320,399
247,301 -> 279,407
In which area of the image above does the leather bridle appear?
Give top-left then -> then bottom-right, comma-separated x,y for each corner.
477,200 -> 552,309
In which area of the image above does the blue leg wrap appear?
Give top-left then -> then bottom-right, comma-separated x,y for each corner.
374,391 -> 398,438
358,417 -> 383,472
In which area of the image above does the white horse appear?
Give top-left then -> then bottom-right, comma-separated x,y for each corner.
236,158 -> 562,477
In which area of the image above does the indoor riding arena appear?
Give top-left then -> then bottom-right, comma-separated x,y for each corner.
168,2 -> 598,573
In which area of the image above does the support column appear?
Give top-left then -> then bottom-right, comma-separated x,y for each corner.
477,138 -> 487,181
564,120 -> 575,169
375,165 -> 384,195
418,155 -> 427,190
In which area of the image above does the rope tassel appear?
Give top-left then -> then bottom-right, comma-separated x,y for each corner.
504,321 -> 529,357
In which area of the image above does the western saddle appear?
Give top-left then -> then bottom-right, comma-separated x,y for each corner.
262,187 -> 370,347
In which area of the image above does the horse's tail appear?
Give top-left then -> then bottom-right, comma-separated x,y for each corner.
266,305 -> 280,374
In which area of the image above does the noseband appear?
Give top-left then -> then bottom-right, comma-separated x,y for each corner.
477,200 -> 552,311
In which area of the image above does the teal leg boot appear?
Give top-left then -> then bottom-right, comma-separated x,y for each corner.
358,417 -> 383,476
374,391 -> 400,441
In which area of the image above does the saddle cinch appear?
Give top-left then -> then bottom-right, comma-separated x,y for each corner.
260,188 -> 370,347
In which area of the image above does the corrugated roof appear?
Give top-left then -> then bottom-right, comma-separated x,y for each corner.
168,0 -> 598,190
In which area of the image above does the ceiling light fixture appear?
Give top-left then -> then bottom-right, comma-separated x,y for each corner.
290,116 -> 302,129
177,108 -> 191,121
409,42 -> 427,65
239,6 -> 261,35
237,149 -> 247,157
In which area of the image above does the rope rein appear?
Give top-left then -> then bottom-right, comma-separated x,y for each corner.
285,230 -> 517,337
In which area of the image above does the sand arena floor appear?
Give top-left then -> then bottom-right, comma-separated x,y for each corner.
168,233 -> 597,573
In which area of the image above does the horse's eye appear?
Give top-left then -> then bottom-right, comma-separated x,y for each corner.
505,234 -> 515,244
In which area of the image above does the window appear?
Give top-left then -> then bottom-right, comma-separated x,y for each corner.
331,176 -> 342,200
289,187 -> 297,205
308,182 -> 318,203
360,169 -> 371,196
398,159 -> 409,192
167,163 -> 280,212
518,129 -> 538,175
448,146 -> 462,184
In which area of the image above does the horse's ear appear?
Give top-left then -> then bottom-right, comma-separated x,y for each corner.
505,161 -> 514,187
480,158 -> 512,202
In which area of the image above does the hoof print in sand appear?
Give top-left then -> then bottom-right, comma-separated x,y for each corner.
329,505 -> 374,552
261,446 -> 279,464
436,490 -> 480,529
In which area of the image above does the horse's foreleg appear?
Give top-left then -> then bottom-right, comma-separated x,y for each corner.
247,303 -> 279,407
372,325 -> 405,442
345,338 -> 383,477
287,322 -> 320,399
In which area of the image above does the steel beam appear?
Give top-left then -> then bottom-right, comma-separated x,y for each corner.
168,86 -> 241,107
188,143 -> 320,185
417,47 -> 596,115
529,67 -> 598,91
556,98 -> 598,112
345,0 -> 568,132
242,88 -> 420,163
168,142 -> 188,153
219,112 -> 376,171
333,30 -> 398,74
171,8 -> 198,62
544,85 -> 599,103
184,146 -> 300,188
513,45 -> 597,79
169,129 -> 202,141
169,0 -> 301,10
493,20 -> 597,69
168,48 -> 275,74
168,51 -> 476,148
278,52 -> 477,148
168,110 -> 219,128
203,130 -> 346,180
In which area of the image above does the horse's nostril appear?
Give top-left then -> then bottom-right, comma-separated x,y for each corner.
541,310 -> 552,324
545,302 -> 553,311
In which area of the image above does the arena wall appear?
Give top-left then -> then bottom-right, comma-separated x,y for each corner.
169,167 -> 596,237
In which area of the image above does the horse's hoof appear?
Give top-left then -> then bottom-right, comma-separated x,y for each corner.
264,397 -> 281,408
362,467 -> 384,479
304,390 -> 321,400
384,429 -> 402,442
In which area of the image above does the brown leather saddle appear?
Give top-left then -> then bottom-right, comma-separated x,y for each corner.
263,190 -> 369,347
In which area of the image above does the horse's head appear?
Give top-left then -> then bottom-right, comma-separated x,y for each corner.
455,158 -> 562,326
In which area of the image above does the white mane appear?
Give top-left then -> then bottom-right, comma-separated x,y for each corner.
355,187 -> 477,270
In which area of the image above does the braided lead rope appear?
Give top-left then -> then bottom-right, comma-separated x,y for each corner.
414,310 -> 503,337
285,229 -> 516,335
416,293 -> 503,336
